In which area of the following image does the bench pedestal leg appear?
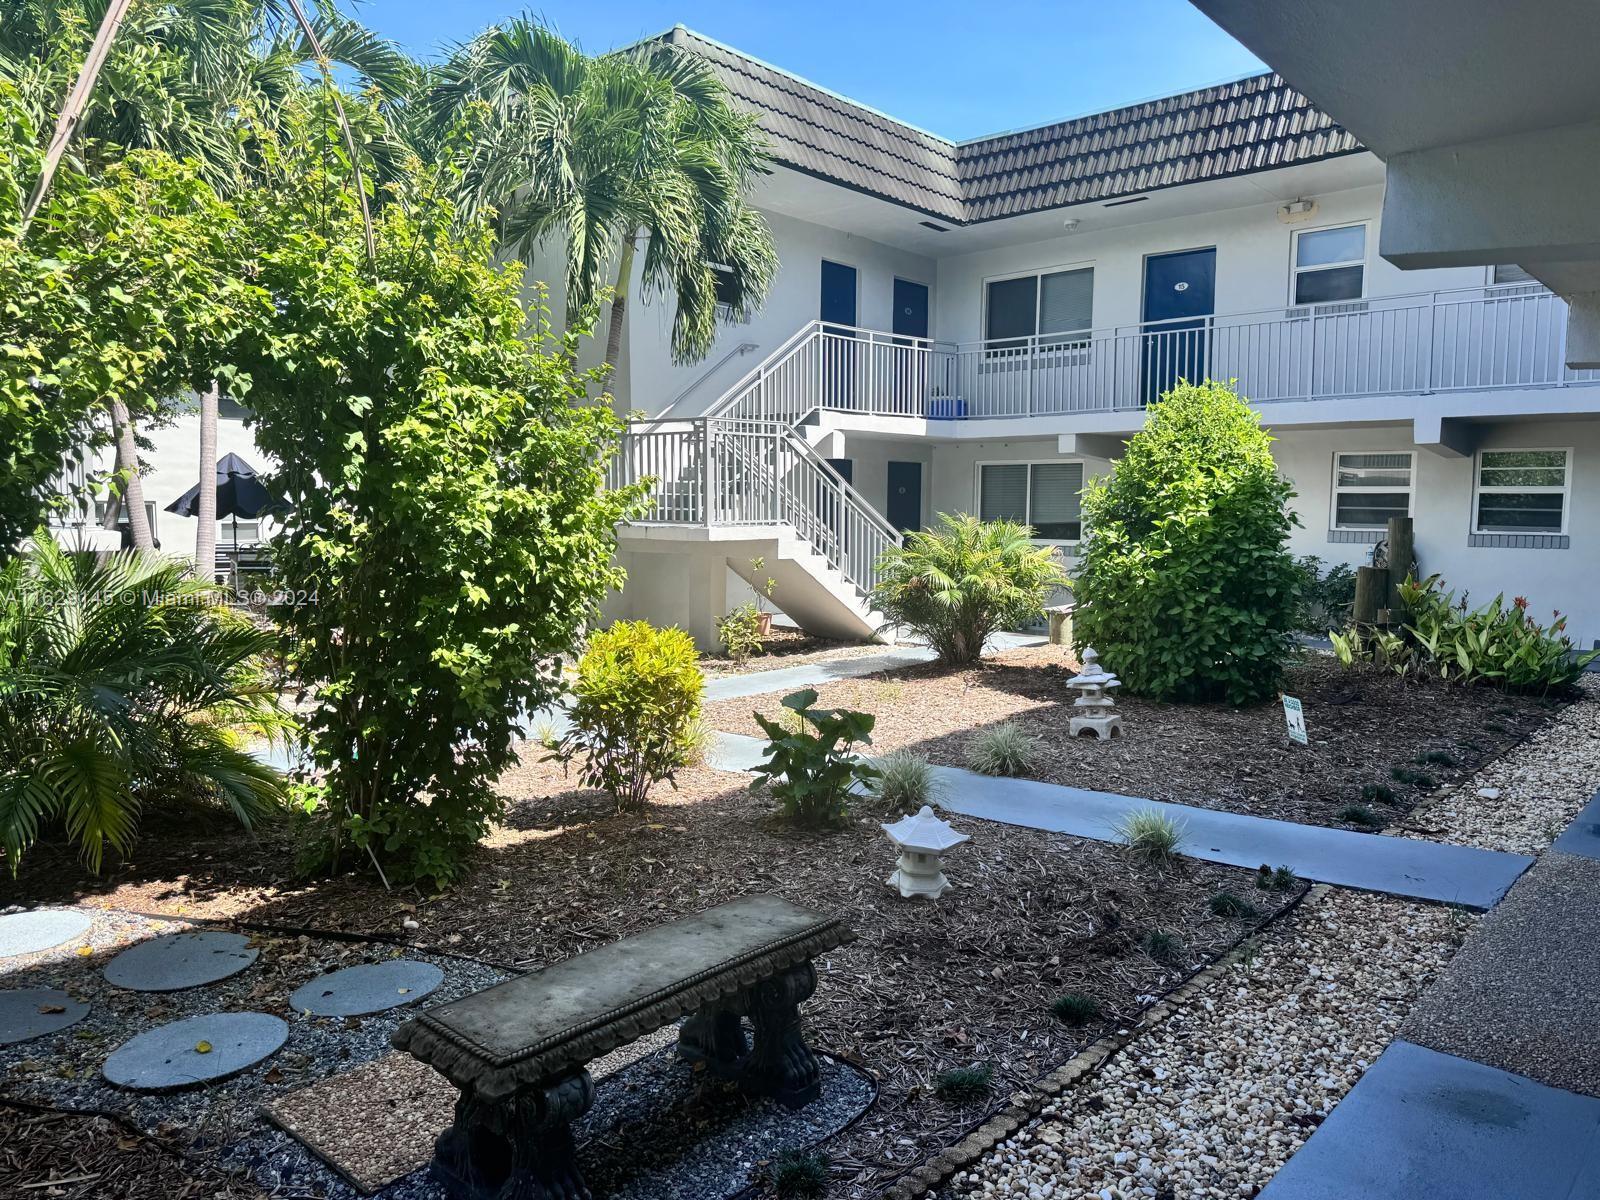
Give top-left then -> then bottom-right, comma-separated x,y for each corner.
742,962 -> 822,1110
432,1070 -> 595,1200
678,1006 -> 748,1078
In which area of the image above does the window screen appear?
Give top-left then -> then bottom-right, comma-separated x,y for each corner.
985,277 -> 1037,345
1039,269 -> 1094,343
1476,449 -> 1569,533
1331,452 -> 1413,529
1294,225 -> 1365,304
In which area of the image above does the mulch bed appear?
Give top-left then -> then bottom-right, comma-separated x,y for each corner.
706,647 -> 1563,828
699,627 -> 884,676
8,759 -> 1294,1199
0,1103 -> 264,1199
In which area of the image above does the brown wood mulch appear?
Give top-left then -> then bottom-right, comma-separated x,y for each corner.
699,627 -> 885,676
706,647 -> 1563,828
10,757 -> 1292,1199
0,1103 -> 264,1200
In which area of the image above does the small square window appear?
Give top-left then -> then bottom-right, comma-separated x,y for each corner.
1293,225 -> 1365,305
1331,451 -> 1413,530
978,461 -> 1083,541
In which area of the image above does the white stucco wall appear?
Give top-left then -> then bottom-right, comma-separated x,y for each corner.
622,207 -> 937,417
913,423 -> 1600,650
930,185 -> 1486,346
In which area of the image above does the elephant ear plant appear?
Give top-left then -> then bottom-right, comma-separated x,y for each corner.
750,689 -> 880,828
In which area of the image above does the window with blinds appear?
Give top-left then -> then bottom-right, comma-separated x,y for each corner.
984,268 -> 1094,349
1330,451 -> 1413,530
979,461 -> 1084,541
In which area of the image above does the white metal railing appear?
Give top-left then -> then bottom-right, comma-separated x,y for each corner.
608,417 -> 901,598
694,284 -> 1599,423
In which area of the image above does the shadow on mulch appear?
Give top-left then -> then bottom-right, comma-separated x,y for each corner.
8,748 -> 1297,1200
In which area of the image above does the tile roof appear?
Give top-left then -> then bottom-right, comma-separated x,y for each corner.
660,27 -> 1363,226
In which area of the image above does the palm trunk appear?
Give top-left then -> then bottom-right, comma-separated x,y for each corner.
108,398 -> 154,551
195,384 -> 218,580
600,232 -> 638,410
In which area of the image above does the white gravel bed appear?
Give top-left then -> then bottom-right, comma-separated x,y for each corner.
1397,676 -> 1600,855
946,889 -> 1467,1200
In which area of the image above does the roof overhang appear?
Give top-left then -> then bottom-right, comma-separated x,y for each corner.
1190,0 -> 1600,366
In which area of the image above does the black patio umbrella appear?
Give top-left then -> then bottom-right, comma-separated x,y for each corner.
165,452 -> 282,569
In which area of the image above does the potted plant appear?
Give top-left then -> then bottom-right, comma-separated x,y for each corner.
750,557 -> 778,637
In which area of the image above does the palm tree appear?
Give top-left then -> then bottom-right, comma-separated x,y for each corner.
425,21 -> 777,393
0,533 -> 291,873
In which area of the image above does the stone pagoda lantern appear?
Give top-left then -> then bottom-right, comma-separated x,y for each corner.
1066,646 -> 1122,740
882,805 -> 970,899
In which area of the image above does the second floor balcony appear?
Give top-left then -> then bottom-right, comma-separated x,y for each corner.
706,283 -> 1600,427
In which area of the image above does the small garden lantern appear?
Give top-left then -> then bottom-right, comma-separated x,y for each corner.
882,805 -> 970,899
1066,646 -> 1122,740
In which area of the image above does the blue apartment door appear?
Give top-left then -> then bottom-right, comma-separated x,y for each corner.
821,260 -> 858,410
1141,248 -> 1215,406
887,461 -> 922,532
892,278 -> 930,412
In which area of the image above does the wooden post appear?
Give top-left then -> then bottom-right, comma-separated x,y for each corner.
1354,566 -> 1387,626
1385,515 -> 1416,620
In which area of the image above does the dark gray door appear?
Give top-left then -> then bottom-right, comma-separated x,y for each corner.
1141,247 -> 1215,405
821,260 -> 858,410
892,279 -> 930,412
887,461 -> 922,532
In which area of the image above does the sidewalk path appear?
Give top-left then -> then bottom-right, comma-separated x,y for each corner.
704,732 -> 1532,908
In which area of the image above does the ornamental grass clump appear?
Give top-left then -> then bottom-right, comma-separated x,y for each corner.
553,621 -> 705,813
868,749 -> 939,813
1114,808 -> 1186,865
934,1063 -> 995,1103
869,513 -> 1068,665
1072,380 -> 1302,705
1051,991 -> 1102,1026
966,721 -> 1039,777
766,1148 -> 830,1199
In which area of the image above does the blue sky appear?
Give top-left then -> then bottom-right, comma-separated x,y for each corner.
357,0 -> 1265,141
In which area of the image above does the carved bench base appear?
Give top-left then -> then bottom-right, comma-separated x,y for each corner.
432,1071 -> 595,1200
677,962 -> 822,1110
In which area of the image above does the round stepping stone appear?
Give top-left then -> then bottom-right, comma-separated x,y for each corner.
103,931 -> 258,992
0,988 -> 89,1047
289,960 -> 444,1018
0,909 -> 92,958
103,1012 -> 287,1091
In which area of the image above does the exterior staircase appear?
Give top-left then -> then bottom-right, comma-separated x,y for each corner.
609,335 -> 903,639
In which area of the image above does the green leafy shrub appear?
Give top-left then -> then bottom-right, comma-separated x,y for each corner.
1072,380 -> 1301,704
1333,575 -> 1597,693
1293,555 -> 1358,635
1391,765 -> 1435,789
934,1063 -> 995,1103
1416,749 -> 1460,768
1051,992 -> 1102,1026
750,689 -> 879,828
1361,782 -> 1396,805
869,513 -> 1068,664
1208,890 -> 1258,918
716,602 -> 765,662
1114,809 -> 1186,864
868,749 -> 939,813
1336,804 -> 1382,828
0,536 -> 291,872
237,164 -> 643,889
766,1148 -> 829,1199
966,721 -> 1039,777
553,622 -> 704,812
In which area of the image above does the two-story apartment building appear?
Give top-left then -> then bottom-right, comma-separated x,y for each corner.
599,27 -> 1600,650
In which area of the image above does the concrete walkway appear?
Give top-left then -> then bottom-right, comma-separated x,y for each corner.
704,731 -> 1532,908
1259,791 -> 1600,1199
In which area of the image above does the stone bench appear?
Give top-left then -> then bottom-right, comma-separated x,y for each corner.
392,895 -> 855,1200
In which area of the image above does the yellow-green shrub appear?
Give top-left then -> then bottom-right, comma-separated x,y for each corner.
552,621 -> 704,811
